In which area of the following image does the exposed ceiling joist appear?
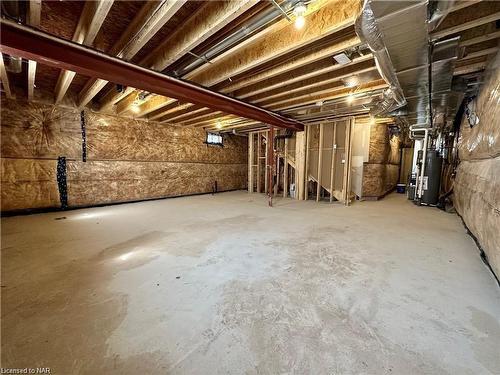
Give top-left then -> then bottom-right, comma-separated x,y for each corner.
431,12 -> 500,41
151,33 -> 364,121
459,30 -> 500,47
218,31 -> 359,93
143,2 -> 361,123
0,20 -> 303,130
190,0 -> 360,88
77,0 -> 187,107
270,80 -> 387,111
100,0 -> 258,112
26,0 -> 41,101
54,0 -> 114,104
248,61 -> 377,104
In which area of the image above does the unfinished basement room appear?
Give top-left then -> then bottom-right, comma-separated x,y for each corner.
1,0 -> 499,374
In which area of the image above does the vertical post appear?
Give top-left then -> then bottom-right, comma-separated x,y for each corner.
268,126 -> 275,207
264,131 -> 268,194
257,132 -> 261,193
316,124 -> 324,202
305,125 -> 310,201
345,117 -> 354,206
283,138 -> 288,198
330,123 -> 337,203
343,118 -> 353,206
248,132 -> 254,193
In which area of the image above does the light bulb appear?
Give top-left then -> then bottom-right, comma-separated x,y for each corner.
216,120 -> 223,129
131,103 -> 140,113
295,15 -> 305,29
293,2 -> 306,29
347,94 -> 355,104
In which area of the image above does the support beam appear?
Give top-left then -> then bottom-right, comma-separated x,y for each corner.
0,20 -> 304,131
78,0 -> 186,107
55,0 -> 113,104
0,53 -> 13,98
27,0 -> 41,101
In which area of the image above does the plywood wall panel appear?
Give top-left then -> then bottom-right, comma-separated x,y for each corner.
67,161 -> 246,207
1,159 -> 60,211
1,98 -> 247,212
84,111 -> 246,164
1,99 -> 81,159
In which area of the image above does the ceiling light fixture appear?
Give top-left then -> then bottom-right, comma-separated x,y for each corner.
347,94 -> 355,104
293,2 -> 306,29
333,53 -> 352,65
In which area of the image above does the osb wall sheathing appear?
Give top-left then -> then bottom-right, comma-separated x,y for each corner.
454,53 -> 500,278
362,123 -> 401,198
1,98 -> 247,212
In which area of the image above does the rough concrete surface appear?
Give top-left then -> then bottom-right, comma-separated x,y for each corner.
1,191 -> 499,374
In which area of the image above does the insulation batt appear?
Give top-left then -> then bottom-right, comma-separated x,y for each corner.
362,122 -> 401,197
454,52 -> 500,278
0,99 -> 247,212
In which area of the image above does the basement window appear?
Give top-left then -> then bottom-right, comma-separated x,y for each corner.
206,132 -> 223,147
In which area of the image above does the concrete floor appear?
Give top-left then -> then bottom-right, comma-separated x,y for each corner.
1,192 -> 499,374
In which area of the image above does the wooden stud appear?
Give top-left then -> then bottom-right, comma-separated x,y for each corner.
0,53 -> 13,99
316,124 -> 324,202
329,123 -> 337,203
295,130 -> 306,200
345,117 -> 354,206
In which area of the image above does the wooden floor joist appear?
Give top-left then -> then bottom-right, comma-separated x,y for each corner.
54,0 -> 113,104
78,0 -> 187,107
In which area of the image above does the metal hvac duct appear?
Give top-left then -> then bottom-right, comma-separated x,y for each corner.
354,0 -> 463,129
174,0 -> 301,77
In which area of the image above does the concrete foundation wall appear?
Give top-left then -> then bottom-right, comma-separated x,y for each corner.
454,53 -> 500,278
1,98 -> 247,212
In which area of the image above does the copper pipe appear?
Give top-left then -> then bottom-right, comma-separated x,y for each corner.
0,20 -> 304,131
